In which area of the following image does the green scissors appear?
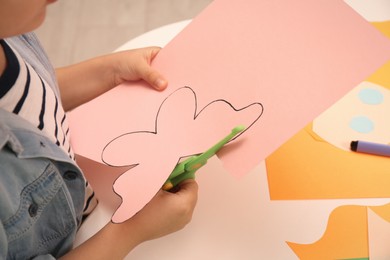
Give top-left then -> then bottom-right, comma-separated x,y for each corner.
162,125 -> 246,190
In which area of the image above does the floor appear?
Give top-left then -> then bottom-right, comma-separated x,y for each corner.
35,0 -> 213,67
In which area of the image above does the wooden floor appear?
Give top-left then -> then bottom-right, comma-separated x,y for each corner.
35,0 -> 212,67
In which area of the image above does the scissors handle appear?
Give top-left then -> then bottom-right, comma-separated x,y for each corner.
185,125 -> 245,171
162,169 -> 196,191
162,125 -> 246,191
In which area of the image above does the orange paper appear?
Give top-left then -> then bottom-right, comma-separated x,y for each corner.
287,205 -> 369,259
266,123 -> 390,200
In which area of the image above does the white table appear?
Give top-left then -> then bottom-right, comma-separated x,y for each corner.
73,2 -> 390,258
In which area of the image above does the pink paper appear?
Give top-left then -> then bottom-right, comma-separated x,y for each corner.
148,0 -> 390,175
70,0 -> 390,222
101,87 -> 262,222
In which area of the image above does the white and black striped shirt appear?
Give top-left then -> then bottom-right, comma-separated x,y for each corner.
0,39 -> 73,158
0,38 -> 97,218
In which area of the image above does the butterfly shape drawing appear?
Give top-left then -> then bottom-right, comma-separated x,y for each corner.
102,86 -> 264,223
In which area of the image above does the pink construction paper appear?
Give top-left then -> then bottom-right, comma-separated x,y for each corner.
69,0 -> 390,222
149,0 -> 390,174
72,86 -> 262,223
101,87 -> 262,222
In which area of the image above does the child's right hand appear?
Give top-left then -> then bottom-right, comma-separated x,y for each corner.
127,179 -> 198,242
61,180 -> 198,259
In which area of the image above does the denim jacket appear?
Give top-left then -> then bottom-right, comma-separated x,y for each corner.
0,108 -> 85,259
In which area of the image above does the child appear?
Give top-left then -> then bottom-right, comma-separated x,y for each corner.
0,0 -> 198,259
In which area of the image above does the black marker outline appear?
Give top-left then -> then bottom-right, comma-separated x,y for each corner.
101,86 -> 264,223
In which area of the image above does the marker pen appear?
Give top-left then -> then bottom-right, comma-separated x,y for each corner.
350,140 -> 390,157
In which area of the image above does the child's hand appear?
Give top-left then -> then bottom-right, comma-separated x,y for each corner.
60,179 -> 198,259
57,46 -> 168,111
127,179 -> 198,242
111,47 -> 168,91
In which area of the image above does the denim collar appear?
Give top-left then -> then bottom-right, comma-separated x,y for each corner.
0,108 -> 78,167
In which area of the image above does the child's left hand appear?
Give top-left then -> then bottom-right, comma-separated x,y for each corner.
110,47 -> 168,91
57,46 -> 168,111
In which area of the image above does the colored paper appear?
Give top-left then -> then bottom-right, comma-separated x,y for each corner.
265,123 -> 390,200
313,81 -> 390,150
146,0 -> 390,177
265,59 -> 390,200
69,0 -> 390,222
101,87 -> 263,222
372,21 -> 390,38
288,205 -> 369,259
287,204 -> 390,259
366,58 -> 390,88
367,207 -> 390,259
265,20 -> 390,257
